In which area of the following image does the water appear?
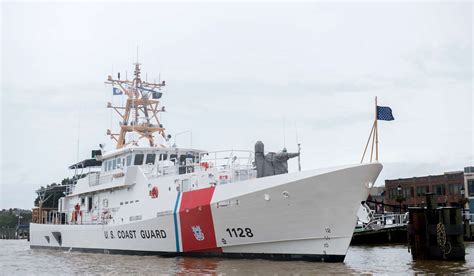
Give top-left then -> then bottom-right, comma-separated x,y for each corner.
1,240 -> 473,274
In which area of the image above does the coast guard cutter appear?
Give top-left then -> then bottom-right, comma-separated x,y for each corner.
30,62 -> 382,262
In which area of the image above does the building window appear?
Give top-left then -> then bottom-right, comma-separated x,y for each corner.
403,187 -> 413,198
389,188 -> 397,199
434,184 -> 446,196
416,186 -> 429,196
468,180 -> 474,197
448,183 -> 462,195
465,167 -> 474,173
134,154 -> 144,165
470,199 -> 474,214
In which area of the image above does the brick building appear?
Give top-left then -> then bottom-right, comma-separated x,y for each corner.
385,171 -> 465,211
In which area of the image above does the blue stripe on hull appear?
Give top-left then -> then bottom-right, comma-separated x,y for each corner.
173,192 -> 182,252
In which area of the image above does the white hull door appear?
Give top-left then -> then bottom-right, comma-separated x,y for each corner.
30,163 -> 382,262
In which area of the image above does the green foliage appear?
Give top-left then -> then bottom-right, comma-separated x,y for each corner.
34,189 -> 65,208
395,195 -> 406,204
33,177 -> 72,208
0,209 -> 32,228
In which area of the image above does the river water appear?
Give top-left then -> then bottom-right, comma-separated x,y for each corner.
1,240 -> 473,274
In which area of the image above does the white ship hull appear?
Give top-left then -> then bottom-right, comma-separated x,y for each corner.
30,163 -> 382,262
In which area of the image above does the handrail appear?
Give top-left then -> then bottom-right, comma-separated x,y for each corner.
363,213 -> 408,230
198,150 -> 255,184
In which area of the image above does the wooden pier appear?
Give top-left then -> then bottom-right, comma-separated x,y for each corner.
351,225 -> 407,245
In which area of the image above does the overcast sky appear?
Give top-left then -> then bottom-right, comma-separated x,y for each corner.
1,2 -> 472,209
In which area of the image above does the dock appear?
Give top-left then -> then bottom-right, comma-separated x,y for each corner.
352,225 -> 407,245
0,227 -> 29,240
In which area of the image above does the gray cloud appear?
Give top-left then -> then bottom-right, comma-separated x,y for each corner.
1,2 -> 472,209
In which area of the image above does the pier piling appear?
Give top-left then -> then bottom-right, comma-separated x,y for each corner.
408,193 -> 465,260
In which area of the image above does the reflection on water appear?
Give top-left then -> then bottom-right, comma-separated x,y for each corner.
1,240 -> 473,274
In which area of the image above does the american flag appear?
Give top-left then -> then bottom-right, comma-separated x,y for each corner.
377,106 -> 394,121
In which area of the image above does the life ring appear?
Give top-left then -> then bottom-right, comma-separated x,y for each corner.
149,186 -> 159,198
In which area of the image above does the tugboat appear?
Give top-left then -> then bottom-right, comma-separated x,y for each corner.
30,62 -> 382,262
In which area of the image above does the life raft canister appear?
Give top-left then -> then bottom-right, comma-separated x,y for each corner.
200,162 -> 209,170
149,186 -> 159,199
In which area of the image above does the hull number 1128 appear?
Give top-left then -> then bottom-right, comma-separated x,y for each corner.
226,228 -> 253,238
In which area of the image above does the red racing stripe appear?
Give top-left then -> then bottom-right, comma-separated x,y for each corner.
179,187 -> 221,252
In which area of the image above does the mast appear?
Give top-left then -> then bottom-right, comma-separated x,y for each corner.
105,63 -> 167,149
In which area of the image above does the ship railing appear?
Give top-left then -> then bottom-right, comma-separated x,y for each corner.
65,183 -> 73,195
363,213 -> 408,230
143,150 -> 256,184
38,210 -> 106,225
32,208 -> 57,224
35,209 -> 67,225
148,161 -> 179,177
198,150 -> 255,184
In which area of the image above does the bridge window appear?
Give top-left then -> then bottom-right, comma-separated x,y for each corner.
134,154 -> 144,165
107,160 -> 112,171
126,155 -> 132,166
159,154 -> 168,161
116,157 -> 122,168
146,154 -> 156,165
170,154 -> 178,163
112,159 -> 117,170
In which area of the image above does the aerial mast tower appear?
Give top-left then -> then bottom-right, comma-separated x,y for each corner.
105,63 -> 167,149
